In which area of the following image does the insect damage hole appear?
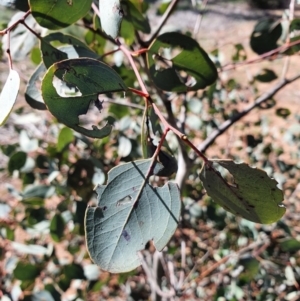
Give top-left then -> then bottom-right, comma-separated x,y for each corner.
212,162 -> 237,189
52,75 -> 82,98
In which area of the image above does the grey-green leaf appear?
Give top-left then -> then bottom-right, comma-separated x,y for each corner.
199,159 -> 285,224
0,69 -> 20,125
99,0 -> 123,39
85,159 -> 181,273
25,63 -> 47,110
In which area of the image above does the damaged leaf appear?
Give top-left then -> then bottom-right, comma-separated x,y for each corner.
147,32 -> 218,92
41,57 -> 127,138
85,159 -> 181,273
199,159 -> 285,224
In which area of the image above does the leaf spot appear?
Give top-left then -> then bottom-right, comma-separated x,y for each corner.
95,98 -> 104,112
122,230 -> 130,242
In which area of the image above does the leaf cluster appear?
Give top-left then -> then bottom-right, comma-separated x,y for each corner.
1,0 -> 300,299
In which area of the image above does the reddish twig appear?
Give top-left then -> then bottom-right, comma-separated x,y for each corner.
197,73 -> 300,154
222,38 -> 300,72
0,10 -> 31,36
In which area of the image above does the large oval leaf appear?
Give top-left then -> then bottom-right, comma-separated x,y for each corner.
41,58 -> 127,138
85,159 -> 181,273
26,33 -> 100,110
199,160 -> 285,224
147,32 -> 218,92
29,0 -> 93,29
0,69 -> 20,125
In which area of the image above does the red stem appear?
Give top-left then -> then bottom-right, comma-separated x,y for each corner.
0,10 -> 31,36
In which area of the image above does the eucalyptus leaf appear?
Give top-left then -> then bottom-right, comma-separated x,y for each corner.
30,0 -> 93,30
99,0 -> 123,39
57,127 -> 74,152
32,291 -> 55,301
13,262 -> 41,281
41,58 -> 127,138
85,159 -> 181,273
279,238 -> 300,253
147,32 -> 217,92
8,151 -> 26,174
0,69 -> 20,125
250,18 -> 282,55
199,160 -> 286,224
50,213 -> 65,242
254,68 -> 277,83
41,32 -> 100,69
25,63 -> 47,110
122,0 -> 150,34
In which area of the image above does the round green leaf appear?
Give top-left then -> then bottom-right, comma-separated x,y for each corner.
0,69 -> 20,125
237,256 -> 260,283
29,0 -> 93,30
8,151 -> 27,174
41,58 -> 127,138
279,238 -> 300,253
85,159 -> 181,273
199,159 -> 286,224
63,263 -> 85,280
14,261 -> 41,281
147,32 -> 218,92
254,68 -> 277,83
250,18 -> 282,55
50,213 -> 65,242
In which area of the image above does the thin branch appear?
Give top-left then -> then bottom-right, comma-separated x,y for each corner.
0,10 -> 31,36
118,41 -> 149,96
144,0 -> 180,46
138,252 -> 175,299
280,0 -> 296,79
192,0 -> 209,38
6,31 -> 12,70
222,37 -> 300,72
187,239 -> 270,286
197,73 -> 300,153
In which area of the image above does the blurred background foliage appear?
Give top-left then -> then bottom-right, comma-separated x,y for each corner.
1,0 -> 300,300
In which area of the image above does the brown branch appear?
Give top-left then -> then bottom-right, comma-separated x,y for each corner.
188,239 -> 270,286
197,73 -> 300,154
